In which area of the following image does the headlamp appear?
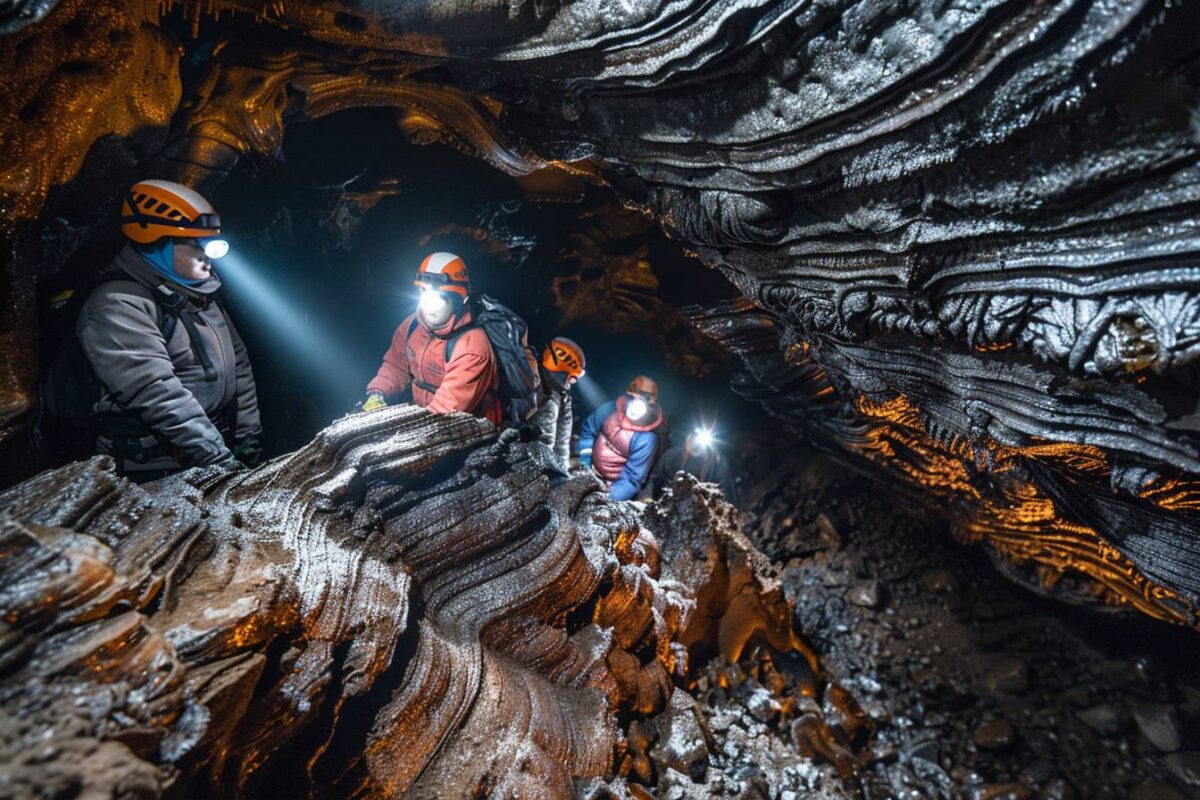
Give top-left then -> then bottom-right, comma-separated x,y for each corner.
202,238 -> 230,260
626,396 -> 650,422
693,427 -> 715,450
419,288 -> 450,316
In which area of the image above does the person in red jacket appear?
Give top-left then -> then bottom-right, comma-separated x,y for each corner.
361,252 -> 502,425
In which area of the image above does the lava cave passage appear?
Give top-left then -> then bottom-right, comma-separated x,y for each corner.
139,106 -> 745,460
3,1 -> 1200,798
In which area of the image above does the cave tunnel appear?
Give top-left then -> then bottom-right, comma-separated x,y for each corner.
3,0 -> 1200,798
52,104 -> 748,462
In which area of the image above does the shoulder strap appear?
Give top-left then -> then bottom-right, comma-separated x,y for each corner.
89,273 -> 184,344
153,289 -> 187,345
442,325 -> 474,362
140,286 -> 217,380
443,298 -> 482,362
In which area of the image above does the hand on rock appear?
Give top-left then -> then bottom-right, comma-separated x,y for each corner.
361,392 -> 387,412
233,436 -> 263,467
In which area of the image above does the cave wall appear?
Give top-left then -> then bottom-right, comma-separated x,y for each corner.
1,0 -> 1199,627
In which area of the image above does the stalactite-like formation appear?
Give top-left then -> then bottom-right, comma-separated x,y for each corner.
0,407 -> 825,798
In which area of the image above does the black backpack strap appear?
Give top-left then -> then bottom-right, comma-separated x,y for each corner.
412,327 -> 471,394
177,311 -> 217,380
442,297 -> 480,362
152,288 -> 216,380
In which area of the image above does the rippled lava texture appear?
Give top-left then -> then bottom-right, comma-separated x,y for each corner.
0,408 -> 818,798
1,0 -> 1199,628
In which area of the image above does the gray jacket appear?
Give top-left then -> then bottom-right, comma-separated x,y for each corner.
77,245 -> 261,470
531,374 -> 573,469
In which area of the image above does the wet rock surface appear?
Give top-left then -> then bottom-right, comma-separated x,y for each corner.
0,409 -> 822,799
2,0 -> 1200,632
2,404 -> 1200,798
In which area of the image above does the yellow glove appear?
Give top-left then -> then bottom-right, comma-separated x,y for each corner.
362,392 -> 387,412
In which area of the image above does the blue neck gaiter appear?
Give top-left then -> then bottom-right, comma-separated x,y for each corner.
134,239 -> 205,287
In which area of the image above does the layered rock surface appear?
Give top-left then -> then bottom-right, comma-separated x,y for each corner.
2,0 -> 1198,627
0,407 -> 826,799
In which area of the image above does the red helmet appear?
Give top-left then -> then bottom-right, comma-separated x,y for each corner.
120,180 -> 222,244
542,337 -> 586,381
627,375 -> 658,404
414,252 -> 470,300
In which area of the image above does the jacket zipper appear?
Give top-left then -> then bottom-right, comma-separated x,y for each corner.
208,306 -> 234,404
418,325 -> 434,395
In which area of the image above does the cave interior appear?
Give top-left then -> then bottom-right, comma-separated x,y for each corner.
2,0 -> 1200,798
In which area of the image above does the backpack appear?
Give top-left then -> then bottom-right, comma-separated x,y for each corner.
411,294 -> 541,424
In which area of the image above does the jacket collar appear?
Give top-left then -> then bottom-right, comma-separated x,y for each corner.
615,394 -> 663,432
540,365 -> 569,395
422,304 -> 474,338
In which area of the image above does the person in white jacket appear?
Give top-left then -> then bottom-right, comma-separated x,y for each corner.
530,337 -> 585,471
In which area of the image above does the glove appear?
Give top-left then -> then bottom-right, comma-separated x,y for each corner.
362,392 -> 387,412
233,436 -> 263,468
212,451 -> 247,471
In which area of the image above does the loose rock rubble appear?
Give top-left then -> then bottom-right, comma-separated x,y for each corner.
742,450 -> 1200,799
622,658 -> 851,800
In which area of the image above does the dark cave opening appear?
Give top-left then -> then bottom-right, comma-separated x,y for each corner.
197,106 -> 751,462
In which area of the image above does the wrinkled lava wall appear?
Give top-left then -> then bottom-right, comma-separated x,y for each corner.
1,0 -> 1199,628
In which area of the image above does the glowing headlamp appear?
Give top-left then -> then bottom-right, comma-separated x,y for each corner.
693,426 -> 715,450
419,288 -> 451,316
202,238 -> 230,260
626,395 -> 650,422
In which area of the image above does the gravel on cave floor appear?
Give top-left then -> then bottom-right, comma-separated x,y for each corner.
645,450 -> 1200,800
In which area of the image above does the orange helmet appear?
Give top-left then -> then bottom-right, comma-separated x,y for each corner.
414,252 -> 470,300
120,180 -> 221,244
627,375 -> 658,403
542,337 -> 586,381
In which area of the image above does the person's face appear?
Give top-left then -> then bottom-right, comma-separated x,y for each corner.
418,289 -> 456,328
173,239 -> 213,281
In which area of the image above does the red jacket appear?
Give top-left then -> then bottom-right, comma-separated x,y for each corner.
367,309 -> 502,425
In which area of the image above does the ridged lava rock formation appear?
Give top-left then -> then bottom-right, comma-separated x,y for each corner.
2,0 -> 1198,628
0,407 -> 823,799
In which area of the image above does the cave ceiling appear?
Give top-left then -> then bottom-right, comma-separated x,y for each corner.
2,0 -> 1200,630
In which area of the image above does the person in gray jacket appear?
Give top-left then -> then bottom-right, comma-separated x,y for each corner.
76,179 -> 261,479
529,336 -> 585,471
